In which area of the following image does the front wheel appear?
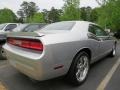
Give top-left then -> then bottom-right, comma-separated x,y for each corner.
67,51 -> 90,85
109,44 -> 116,57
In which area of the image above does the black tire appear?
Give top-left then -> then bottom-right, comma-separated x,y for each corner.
109,44 -> 116,57
0,47 -> 6,60
67,51 -> 90,85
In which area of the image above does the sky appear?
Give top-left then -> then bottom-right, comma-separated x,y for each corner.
0,0 -> 99,14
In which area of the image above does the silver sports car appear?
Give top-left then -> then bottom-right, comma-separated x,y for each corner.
3,21 -> 117,85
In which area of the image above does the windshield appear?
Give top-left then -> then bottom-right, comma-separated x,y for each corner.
0,24 -> 6,30
41,22 -> 75,30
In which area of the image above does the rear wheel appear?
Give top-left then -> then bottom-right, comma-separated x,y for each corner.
67,51 -> 90,85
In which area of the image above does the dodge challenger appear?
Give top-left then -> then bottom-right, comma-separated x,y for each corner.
3,21 -> 117,85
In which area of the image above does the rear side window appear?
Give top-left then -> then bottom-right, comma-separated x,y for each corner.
95,27 -> 107,36
42,22 -> 75,30
88,25 -> 96,35
89,24 -> 107,36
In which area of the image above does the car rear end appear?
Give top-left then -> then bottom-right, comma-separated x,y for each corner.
3,21 -> 78,81
3,32 -> 49,80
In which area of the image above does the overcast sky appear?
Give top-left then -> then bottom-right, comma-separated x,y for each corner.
0,0 -> 99,13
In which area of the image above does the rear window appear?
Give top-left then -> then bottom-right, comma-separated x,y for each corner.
42,22 -> 75,30
22,25 -> 40,32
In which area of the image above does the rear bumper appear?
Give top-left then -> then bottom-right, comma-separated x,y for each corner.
3,43 -> 68,81
3,43 -> 47,80
6,49 -> 44,80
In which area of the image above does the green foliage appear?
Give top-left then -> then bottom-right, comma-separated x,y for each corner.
97,0 -> 120,31
0,8 -> 17,23
17,1 -> 39,22
95,0 -> 107,6
60,0 -> 80,21
90,8 -> 98,22
1,0 -> 120,33
80,7 -> 98,22
42,7 -> 62,23
27,13 -> 45,23
48,7 -> 61,23
80,7 -> 87,21
21,1 -> 39,17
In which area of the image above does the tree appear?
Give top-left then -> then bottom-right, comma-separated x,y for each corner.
60,0 -> 80,21
17,9 -> 24,23
97,0 -> 120,31
80,7 -> 87,21
0,8 -> 17,23
42,9 -> 49,23
42,7 -> 62,23
96,0 -> 108,6
27,13 -> 45,23
90,8 -> 98,22
80,7 -> 98,22
17,1 -> 39,22
48,7 -> 61,23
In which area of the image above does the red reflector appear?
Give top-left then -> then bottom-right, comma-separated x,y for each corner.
7,38 -> 43,51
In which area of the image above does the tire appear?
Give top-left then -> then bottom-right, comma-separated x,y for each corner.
0,47 -> 6,60
67,51 -> 90,85
109,44 -> 116,57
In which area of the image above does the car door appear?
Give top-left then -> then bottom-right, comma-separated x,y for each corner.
93,25 -> 113,56
88,25 -> 101,61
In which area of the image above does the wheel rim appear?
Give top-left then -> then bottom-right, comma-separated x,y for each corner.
113,48 -> 116,56
1,48 -> 6,58
76,55 -> 89,82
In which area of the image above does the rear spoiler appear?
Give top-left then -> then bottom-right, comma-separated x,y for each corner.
7,32 -> 44,38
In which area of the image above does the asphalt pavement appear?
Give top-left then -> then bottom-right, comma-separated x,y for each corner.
0,42 -> 120,90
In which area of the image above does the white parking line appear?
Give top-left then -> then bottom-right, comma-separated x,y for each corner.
97,58 -> 120,90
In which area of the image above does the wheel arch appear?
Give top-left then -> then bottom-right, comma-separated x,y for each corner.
74,48 -> 92,61
66,47 -> 92,81
67,47 -> 92,74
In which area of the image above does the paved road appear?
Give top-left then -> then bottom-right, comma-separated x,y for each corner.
0,42 -> 120,90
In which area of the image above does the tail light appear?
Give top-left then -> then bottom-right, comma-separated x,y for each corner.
7,37 -> 43,51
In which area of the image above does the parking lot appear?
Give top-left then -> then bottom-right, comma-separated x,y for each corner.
0,42 -> 119,90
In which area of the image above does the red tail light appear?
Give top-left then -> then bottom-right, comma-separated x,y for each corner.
7,37 -> 43,51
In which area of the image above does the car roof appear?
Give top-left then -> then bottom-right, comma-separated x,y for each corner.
23,23 -> 46,25
59,21 -> 96,25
